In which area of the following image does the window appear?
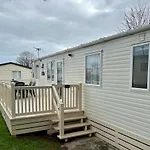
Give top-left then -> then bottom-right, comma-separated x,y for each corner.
85,53 -> 101,85
12,71 -> 21,80
132,44 -> 149,89
35,65 -> 39,79
47,62 -> 51,80
57,61 -> 63,84
51,61 -> 55,81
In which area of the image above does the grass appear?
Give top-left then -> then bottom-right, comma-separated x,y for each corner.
0,113 -> 61,150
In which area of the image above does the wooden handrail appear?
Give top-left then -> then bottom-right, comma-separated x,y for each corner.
52,85 -> 64,137
52,86 -> 62,104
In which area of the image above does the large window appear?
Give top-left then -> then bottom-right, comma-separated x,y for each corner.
47,62 -> 51,80
132,44 -> 149,89
51,61 -> 55,81
85,53 -> 101,85
12,71 -> 21,80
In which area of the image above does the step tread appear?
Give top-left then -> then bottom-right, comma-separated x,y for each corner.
57,129 -> 95,139
52,116 -> 87,123
54,122 -> 91,131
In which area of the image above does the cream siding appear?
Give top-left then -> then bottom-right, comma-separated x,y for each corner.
34,30 -> 150,140
0,64 -> 32,83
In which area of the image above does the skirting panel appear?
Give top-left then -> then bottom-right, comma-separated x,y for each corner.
90,119 -> 150,150
11,116 -> 51,135
0,103 -> 12,134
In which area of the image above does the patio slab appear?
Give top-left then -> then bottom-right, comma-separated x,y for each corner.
60,137 -> 119,150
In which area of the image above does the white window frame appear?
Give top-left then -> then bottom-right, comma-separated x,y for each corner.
85,51 -> 102,86
130,42 -> 150,91
56,60 -> 64,85
12,71 -> 21,80
47,61 -> 51,80
51,60 -> 55,82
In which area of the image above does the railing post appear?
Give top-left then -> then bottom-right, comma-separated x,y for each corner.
5,84 -> 8,111
59,102 -> 64,137
51,84 -> 55,112
11,83 -> 16,118
51,89 -> 55,112
0,82 -> 2,103
78,83 -> 82,111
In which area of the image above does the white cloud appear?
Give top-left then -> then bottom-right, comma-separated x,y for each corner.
0,0 -> 150,63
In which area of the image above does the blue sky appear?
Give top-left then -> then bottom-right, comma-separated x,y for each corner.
0,0 -> 150,63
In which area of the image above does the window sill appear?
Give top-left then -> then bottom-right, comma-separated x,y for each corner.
130,87 -> 149,92
84,83 -> 101,87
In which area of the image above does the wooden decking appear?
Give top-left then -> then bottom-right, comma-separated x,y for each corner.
0,99 -> 84,135
0,82 -> 94,140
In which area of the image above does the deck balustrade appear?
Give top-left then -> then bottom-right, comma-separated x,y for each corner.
0,82 -> 82,118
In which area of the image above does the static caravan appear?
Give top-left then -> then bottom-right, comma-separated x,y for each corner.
0,62 -> 32,83
33,25 -> 150,149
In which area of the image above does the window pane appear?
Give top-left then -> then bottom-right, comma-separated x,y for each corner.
12,71 -> 17,80
18,71 -> 21,80
132,44 -> 149,89
51,61 -> 55,81
57,62 -> 63,84
12,71 -> 21,80
85,53 -> 100,85
47,62 -> 51,80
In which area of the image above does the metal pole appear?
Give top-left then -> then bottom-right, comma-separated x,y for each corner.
33,47 -> 41,59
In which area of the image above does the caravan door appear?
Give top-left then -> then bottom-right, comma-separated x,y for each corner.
56,61 -> 63,85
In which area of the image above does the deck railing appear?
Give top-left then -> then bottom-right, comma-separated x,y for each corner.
14,86 -> 53,116
0,82 -> 12,116
55,83 -> 82,110
0,82 -> 82,118
52,85 -> 64,137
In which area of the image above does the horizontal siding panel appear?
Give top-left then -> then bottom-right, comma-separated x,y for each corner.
36,30 -> 150,140
103,68 -> 130,72
83,94 -> 150,120
83,92 -> 150,111
102,76 -> 129,80
83,97 -> 150,122
104,50 -> 130,58
103,64 -> 130,69
104,60 -> 129,65
83,86 -> 150,103
85,110 -> 150,138
103,55 -> 130,61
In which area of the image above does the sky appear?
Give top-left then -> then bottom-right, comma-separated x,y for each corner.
0,0 -> 150,63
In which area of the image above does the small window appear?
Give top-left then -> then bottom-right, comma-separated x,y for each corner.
12,71 -> 21,80
47,62 -> 51,80
132,44 -> 149,89
51,61 -> 55,81
85,53 -> 101,85
35,65 -> 39,79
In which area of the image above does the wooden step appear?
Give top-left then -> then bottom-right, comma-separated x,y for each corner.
52,116 -> 87,123
57,129 -> 95,140
54,122 -> 91,131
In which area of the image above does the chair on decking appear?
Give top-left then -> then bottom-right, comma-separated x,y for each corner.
15,82 -> 25,99
28,81 -> 36,97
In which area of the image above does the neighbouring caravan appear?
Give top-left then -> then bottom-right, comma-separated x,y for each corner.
0,62 -> 32,83
34,25 -> 150,149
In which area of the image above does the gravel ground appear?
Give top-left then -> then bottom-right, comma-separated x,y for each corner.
60,137 -> 119,150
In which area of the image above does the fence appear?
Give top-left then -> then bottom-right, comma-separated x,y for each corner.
0,82 -> 82,118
